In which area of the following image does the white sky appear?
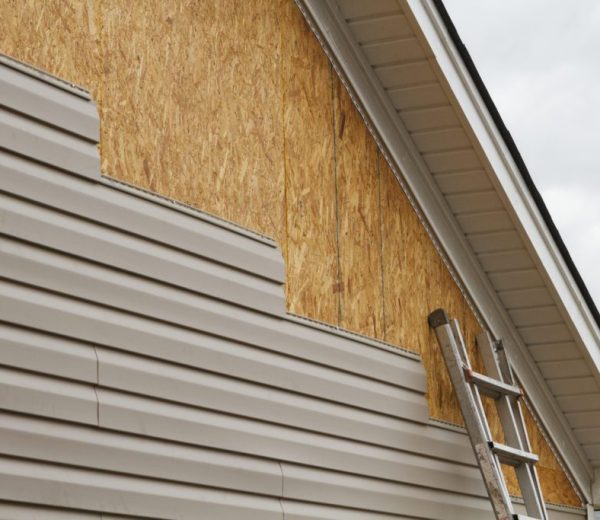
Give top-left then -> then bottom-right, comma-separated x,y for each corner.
443,0 -> 600,308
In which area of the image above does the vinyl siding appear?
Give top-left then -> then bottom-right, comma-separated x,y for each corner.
0,56 -> 586,519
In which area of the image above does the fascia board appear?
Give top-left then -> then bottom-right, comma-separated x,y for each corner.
297,0 -> 593,500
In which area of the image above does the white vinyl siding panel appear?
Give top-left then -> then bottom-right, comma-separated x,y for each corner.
478,250 -> 535,273
468,230 -> 523,254
488,269 -> 546,291
347,14 -> 412,43
538,360 -> 592,380
0,502 -> 103,519
423,149 -> 481,173
411,127 -> 472,153
387,83 -> 448,110
528,342 -> 582,362
0,367 -> 98,425
509,306 -> 564,327
335,0 -> 400,20
517,323 -> 573,344
456,210 -> 515,233
446,191 -> 505,215
0,323 -> 97,382
548,377 -> 598,397
400,105 -> 459,132
498,287 -> 555,309
362,38 -> 425,66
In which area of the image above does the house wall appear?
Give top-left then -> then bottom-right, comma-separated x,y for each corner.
0,57 -> 587,519
0,0 -> 581,507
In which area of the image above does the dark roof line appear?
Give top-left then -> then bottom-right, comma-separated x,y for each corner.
433,0 -> 600,330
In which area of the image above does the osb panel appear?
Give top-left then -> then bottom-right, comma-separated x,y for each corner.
282,3 -> 338,324
524,404 -> 582,505
0,0 -> 101,96
208,0 -> 286,240
97,0 -> 213,217
334,79 -> 384,339
380,155 -> 473,422
380,153 -> 429,353
0,0 -> 581,507
99,0 -> 286,242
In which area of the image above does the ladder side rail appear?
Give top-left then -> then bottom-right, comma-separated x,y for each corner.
499,343 -> 549,520
496,342 -> 537,456
449,318 -> 471,366
494,339 -> 514,384
452,319 -> 521,516
429,310 -> 514,520
450,319 -> 495,442
477,333 -> 548,520
477,332 -> 527,451
506,383 -> 550,518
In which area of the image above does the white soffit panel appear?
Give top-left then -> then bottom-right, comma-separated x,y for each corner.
297,0 -> 600,500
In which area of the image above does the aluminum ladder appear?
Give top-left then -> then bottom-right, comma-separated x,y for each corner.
428,308 -> 548,520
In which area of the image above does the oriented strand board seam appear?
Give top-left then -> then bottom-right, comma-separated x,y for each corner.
334,78 -> 384,340
283,1 -> 338,324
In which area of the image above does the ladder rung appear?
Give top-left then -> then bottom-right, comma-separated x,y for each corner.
463,367 -> 522,399
429,309 -> 548,519
489,441 -> 538,466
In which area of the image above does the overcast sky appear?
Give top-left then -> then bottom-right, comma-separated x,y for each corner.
443,1 -> 600,309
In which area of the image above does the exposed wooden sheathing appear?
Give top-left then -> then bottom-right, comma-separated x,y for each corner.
380,157 -> 485,423
0,0 -> 100,92
97,0 -> 214,220
524,405 -> 582,506
0,0 -> 581,507
334,79 -> 384,339
282,2 -> 338,324
98,0 -> 287,241
380,153 -> 429,353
